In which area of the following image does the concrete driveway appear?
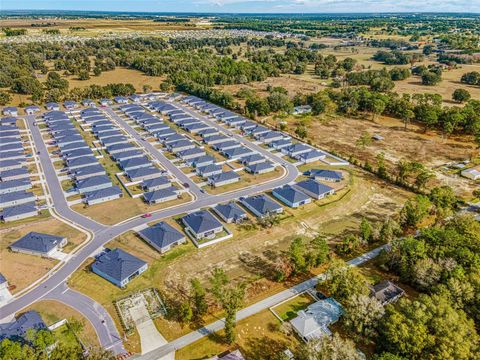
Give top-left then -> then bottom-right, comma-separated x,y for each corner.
129,297 -> 174,359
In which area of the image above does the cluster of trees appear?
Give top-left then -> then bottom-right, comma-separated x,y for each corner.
314,54 -> 357,79
461,71 -> 480,86
2,27 -> 27,36
372,50 -> 423,65
0,322 -> 114,360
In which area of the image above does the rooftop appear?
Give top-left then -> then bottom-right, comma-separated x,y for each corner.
11,232 -> 65,254
138,222 -> 185,250
182,210 -> 223,234
93,248 -> 147,283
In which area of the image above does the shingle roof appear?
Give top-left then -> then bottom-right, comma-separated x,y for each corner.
182,210 -> 223,234
273,185 -> 311,204
11,232 -> 64,254
143,187 -> 178,202
93,248 -> 147,283
76,175 -> 111,189
138,222 -> 185,250
0,311 -> 46,340
242,194 -> 283,215
209,171 -> 240,183
305,169 -> 343,181
84,186 -> 122,201
2,202 -> 37,218
295,179 -> 334,196
214,202 -> 247,222
142,176 -> 170,189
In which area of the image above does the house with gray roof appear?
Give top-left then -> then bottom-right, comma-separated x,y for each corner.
0,179 -> 31,195
84,186 -> 122,205
203,134 -> 229,145
125,167 -> 163,182
137,222 -> 186,253
187,155 -> 215,168
296,150 -> 326,164
240,121 -> 257,131
143,187 -> 178,204
196,164 -> 223,178
181,210 -> 224,240
92,248 -> 147,288
282,144 -> 312,158
63,100 -> 78,110
10,232 -> 67,257
45,102 -> 60,111
222,146 -> 255,160
119,156 -> 152,171
197,128 -> 219,138
71,165 -> 106,180
162,134 -> 184,144
240,154 -> 265,166
142,176 -> 171,192
1,202 -> 38,222
155,128 -> 176,140
0,191 -> 36,208
177,147 -> 206,160
256,131 -> 284,144
114,96 -> 129,104
208,171 -> 241,187
0,159 -> 24,172
2,107 -> 18,117
106,143 -> 137,154
0,137 -> 22,146
101,136 -> 128,147
25,105 -> 40,115
240,194 -> 283,218
294,180 -> 335,200
245,161 -> 275,175
61,148 -> 92,160
111,150 -> 145,163
67,156 -> 99,170
0,167 -> 29,182
213,202 -> 247,223
167,139 -> 195,153
370,280 -> 405,306
305,169 -> 343,182
0,151 -> 25,162
0,311 -> 46,341
213,141 -> 241,152
76,175 -> 112,194
0,143 -> 24,153
272,185 -> 312,208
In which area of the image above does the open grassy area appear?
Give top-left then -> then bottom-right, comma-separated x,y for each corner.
26,300 -> 99,348
0,217 -> 86,293
272,292 -> 316,321
175,308 -> 300,360
71,192 -> 192,225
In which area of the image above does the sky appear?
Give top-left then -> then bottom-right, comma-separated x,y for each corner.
2,0 -> 479,14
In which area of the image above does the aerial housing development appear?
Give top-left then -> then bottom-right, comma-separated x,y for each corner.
0,6 -> 479,360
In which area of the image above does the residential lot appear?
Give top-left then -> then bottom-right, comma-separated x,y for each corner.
0,217 -> 86,294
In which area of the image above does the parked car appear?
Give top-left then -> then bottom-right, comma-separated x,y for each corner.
141,213 -> 152,218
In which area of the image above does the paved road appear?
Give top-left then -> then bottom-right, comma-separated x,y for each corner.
102,107 -> 206,200
0,110 -> 299,354
138,244 -> 388,359
46,284 -> 125,354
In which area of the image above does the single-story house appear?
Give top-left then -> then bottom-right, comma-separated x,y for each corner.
197,128 -> 219,138
1,202 -> 38,222
294,180 -> 335,200
61,148 -> 93,160
0,179 -> 32,195
76,175 -> 112,194
0,167 -> 30,182
203,134 -> 229,145
0,151 -> 25,162
257,131 -> 284,144
461,167 -> 480,180
143,187 -> 178,204
213,141 -> 241,152
181,210 -> 224,240
67,156 -> 99,170
167,140 -> 195,153
10,231 -> 67,257
290,298 -> 342,341
305,169 -> 343,182
0,190 -> 36,208
240,121 -> 257,131
84,186 -> 122,205
370,280 -> 405,306
208,171 -> 241,187
0,159 -> 24,172
114,96 -> 129,104
137,222 -> 186,253
272,185 -> 312,208
240,194 -> 283,218
177,147 -> 206,160
240,154 -> 265,166
293,105 -> 312,115
45,102 -> 60,111
245,161 -> 275,175
0,311 -> 46,340
142,176 -> 171,192
124,166 -> 163,182
250,126 -> 270,137
196,164 -> 223,178
101,136 -> 128,147
25,105 -> 40,115
106,143 -> 137,154
296,150 -> 326,164
63,100 -> 78,110
282,144 -> 312,158
222,146 -> 255,160
2,107 -> 18,117
92,248 -> 148,288
213,202 -> 247,223
82,99 -> 96,107
71,165 -> 106,180
99,98 -> 112,106
162,134 -> 185,145
187,155 -> 215,168
111,150 -> 144,162
119,156 -> 152,171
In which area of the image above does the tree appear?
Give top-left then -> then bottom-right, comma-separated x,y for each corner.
267,91 -> 293,113
452,88 -> 471,103
378,294 -> 479,360
289,237 -> 307,273
12,76 -> 43,95
190,278 -> 208,318
143,84 -> 153,93
343,294 -> 384,341
209,268 -> 246,344
295,333 -> 363,360
295,124 -> 308,139
378,218 -> 401,243
324,260 -> 369,303
0,91 -> 12,106
429,186 -> 457,212
399,195 -> 432,228
414,169 -> 434,191
360,217 -> 373,244
179,301 -> 193,323
78,70 -> 90,80
93,66 -> 102,76
338,234 -> 361,255
421,71 -> 442,86
422,44 -> 434,56
414,104 -> 439,132
307,235 -> 329,267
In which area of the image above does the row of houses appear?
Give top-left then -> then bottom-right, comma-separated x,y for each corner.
44,110 -> 123,205
114,105 -> 181,204
0,119 -> 39,222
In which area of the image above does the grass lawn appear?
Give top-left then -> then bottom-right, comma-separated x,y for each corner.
272,292 -> 316,322
71,192 -> 192,225
0,217 -> 86,293
26,300 -> 99,348
206,168 -> 284,195
175,308 -> 300,360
